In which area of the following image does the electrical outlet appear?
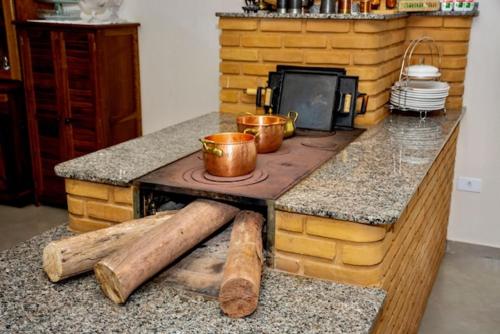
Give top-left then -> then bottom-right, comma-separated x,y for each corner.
456,177 -> 482,193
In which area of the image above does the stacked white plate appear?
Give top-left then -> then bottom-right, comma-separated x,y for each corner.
390,80 -> 450,111
403,64 -> 441,80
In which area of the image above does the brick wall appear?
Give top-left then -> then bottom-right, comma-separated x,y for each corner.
218,16 -> 473,125
406,16 -> 472,110
374,127 -> 458,333
275,211 -> 391,286
65,179 -> 136,233
274,127 -> 459,332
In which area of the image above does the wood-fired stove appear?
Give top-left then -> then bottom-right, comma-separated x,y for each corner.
136,129 -> 363,249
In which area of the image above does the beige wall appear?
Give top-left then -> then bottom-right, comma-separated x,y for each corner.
120,0 -> 240,133
448,1 -> 500,248
121,2 -> 500,248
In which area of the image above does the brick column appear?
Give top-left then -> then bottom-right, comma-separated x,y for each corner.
406,16 -> 472,110
219,17 -> 407,126
65,179 -> 136,232
218,16 -> 474,125
274,127 -> 459,333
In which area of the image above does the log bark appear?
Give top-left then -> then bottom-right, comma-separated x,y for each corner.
219,211 -> 264,318
43,211 -> 177,282
94,199 -> 240,304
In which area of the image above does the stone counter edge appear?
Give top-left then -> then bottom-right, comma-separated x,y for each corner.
54,112 -> 233,187
216,9 -> 478,20
274,109 -> 465,225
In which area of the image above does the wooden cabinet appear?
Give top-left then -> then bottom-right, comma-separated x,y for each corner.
0,80 -> 33,205
0,0 -> 32,205
17,22 -> 142,205
0,0 -> 21,80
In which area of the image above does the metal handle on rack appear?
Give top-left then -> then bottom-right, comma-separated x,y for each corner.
399,36 -> 442,84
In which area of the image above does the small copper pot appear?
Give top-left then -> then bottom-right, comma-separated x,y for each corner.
338,0 -> 352,13
200,132 -> 257,177
282,111 -> 298,139
236,115 -> 287,153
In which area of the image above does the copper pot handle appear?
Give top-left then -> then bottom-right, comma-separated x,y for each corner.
243,127 -> 260,138
288,111 -> 299,122
236,111 -> 256,118
199,139 -> 224,157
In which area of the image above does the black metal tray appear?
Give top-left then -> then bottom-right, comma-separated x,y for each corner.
276,71 -> 339,131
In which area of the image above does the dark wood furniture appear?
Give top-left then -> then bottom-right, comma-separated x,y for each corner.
16,21 -> 142,205
0,0 -> 32,205
0,80 -> 33,205
0,0 -> 21,80
14,0 -> 52,21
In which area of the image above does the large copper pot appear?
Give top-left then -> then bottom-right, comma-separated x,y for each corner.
236,115 -> 287,153
200,132 -> 257,177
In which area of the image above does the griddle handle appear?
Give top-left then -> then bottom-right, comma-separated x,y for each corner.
337,93 -> 345,113
256,87 -> 263,107
357,93 -> 369,115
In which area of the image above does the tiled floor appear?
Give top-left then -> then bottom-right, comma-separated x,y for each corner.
1,204 -> 499,333
0,204 -> 67,251
419,243 -> 500,334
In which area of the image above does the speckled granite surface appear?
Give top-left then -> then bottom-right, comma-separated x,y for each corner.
0,225 -> 385,333
275,110 -> 463,225
216,11 -> 407,20
412,9 -> 479,16
55,112 -> 236,186
216,9 -> 478,20
56,109 -> 463,226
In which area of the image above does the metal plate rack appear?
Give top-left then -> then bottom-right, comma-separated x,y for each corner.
389,36 -> 447,120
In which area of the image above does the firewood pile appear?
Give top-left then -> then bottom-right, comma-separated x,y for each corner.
43,199 -> 265,318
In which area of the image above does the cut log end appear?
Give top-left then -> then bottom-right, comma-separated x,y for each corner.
94,262 -> 126,304
42,212 -> 177,283
218,211 -> 264,318
219,278 -> 258,318
42,242 -> 63,282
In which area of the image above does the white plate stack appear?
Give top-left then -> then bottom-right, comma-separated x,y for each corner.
390,80 -> 450,112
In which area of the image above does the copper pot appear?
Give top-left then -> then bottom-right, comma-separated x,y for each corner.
338,0 -> 351,13
200,132 -> 257,177
236,115 -> 287,153
386,0 -> 397,9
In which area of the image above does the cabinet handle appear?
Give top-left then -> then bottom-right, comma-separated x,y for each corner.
2,57 -> 10,71
64,117 -> 72,124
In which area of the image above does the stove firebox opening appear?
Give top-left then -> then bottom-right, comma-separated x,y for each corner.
139,189 -> 273,260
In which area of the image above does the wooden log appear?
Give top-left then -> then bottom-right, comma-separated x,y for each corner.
94,199 -> 240,304
43,211 -> 177,283
219,211 -> 265,318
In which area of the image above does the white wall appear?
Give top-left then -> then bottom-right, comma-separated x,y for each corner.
120,0 -> 240,134
448,1 -> 500,248
120,1 -> 500,248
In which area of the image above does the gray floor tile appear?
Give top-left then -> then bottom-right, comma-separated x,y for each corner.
0,205 -> 67,251
419,252 -> 500,334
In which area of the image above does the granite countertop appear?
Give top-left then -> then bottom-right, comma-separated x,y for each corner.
216,11 -> 407,20
56,109 -> 463,226
411,9 -> 479,17
216,9 -> 478,20
55,112 -> 236,186
275,109 -> 463,224
0,225 -> 386,333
